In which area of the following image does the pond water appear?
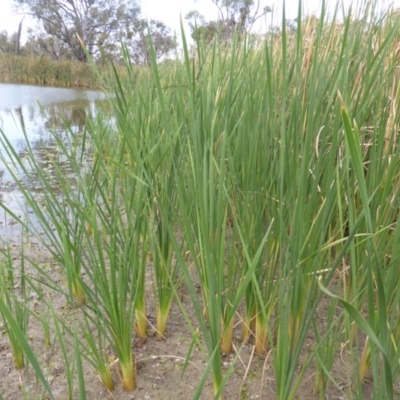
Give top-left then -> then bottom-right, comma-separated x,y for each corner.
0,83 -> 106,240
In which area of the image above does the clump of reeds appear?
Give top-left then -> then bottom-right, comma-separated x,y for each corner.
0,54 -> 131,88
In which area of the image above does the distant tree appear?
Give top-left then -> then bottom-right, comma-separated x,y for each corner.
12,0 -> 141,62
0,30 -> 21,54
185,11 -> 234,43
126,19 -> 175,65
211,0 -> 271,31
186,0 -> 272,43
24,28 -> 74,59
0,31 -> 14,53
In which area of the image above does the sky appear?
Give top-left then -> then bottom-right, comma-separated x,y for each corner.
1,0 -> 400,42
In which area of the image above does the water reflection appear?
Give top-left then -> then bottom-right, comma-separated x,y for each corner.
0,83 -> 107,239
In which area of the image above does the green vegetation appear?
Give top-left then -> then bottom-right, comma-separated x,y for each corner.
0,54 -> 103,87
1,3 -> 400,399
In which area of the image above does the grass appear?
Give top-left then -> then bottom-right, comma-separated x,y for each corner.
1,1 -> 400,398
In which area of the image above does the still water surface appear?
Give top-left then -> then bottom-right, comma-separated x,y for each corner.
0,83 -> 106,239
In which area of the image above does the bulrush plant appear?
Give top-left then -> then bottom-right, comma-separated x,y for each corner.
253,237 -> 279,356
60,220 -> 86,304
108,43 -> 184,341
0,249 -> 29,369
80,312 -> 114,391
229,180 -> 279,355
76,141 -> 150,391
151,195 -> 179,339
133,238 -> 148,342
130,193 -> 149,343
142,42 -> 184,340
219,236 -> 242,356
103,50 -> 154,342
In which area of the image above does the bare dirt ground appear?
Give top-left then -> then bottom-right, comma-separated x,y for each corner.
0,227 -> 381,400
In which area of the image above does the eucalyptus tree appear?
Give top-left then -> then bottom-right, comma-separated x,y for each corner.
211,0 -> 272,31
12,0 -> 141,62
24,28 -> 73,59
0,31 -> 15,53
186,0 -> 272,42
126,19 -> 175,65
